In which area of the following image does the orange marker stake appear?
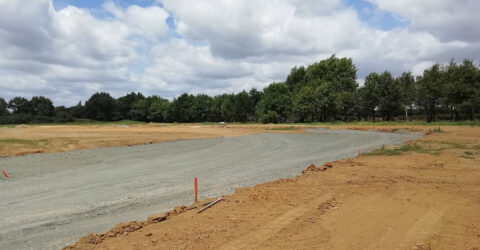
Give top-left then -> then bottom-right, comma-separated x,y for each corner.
2,170 -> 8,178
358,149 -> 361,156
194,177 -> 198,202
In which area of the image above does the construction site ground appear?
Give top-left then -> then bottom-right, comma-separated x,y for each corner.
1,124 -> 479,249
63,125 -> 480,250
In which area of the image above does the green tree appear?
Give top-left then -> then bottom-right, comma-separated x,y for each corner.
30,96 -> 55,117
315,80 -> 339,121
0,98 -> 8,116
232,91 -> 250,122
248,88 -> 263,121
397,72 -> 416,120
294,85 -> 317,122
285,66 -> 306,92
8,97 -> 32,114
170,93 -> 195,122
338,91 -> 357,122
71,101 -> 86,118
377,71 -> 401,121
257,83 -> 292,123
416,64 -> 445,122
148,97 -> 171,122
190,94 -> 214,122
117,92 -> 145,120
446,60 -> 480,120
85,92 -> 118,121
360,73 -> 380,122
303,55 -> 358,121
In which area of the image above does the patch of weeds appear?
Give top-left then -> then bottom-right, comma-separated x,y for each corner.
366,143 -> 426,156
437,141 -> 467,149
391,127 -> 422,133
267,126 -> 296,131
0,138 -> 50,147
431,127 -> 443,132
460,151 -> 476,159
426,127 -> 443,135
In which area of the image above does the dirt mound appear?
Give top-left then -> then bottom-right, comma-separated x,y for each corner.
302,162 -> 333,173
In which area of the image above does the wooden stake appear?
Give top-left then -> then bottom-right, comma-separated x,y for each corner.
194,177 -> 198,202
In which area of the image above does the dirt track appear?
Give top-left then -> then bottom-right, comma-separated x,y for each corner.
0,128 -> 415,250
66,126 -> 480,250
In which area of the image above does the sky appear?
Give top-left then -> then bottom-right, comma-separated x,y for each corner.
0,0 -> 479,106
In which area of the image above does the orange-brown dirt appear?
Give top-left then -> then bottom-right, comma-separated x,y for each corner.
0,124 -> 304,157
64,126 -> 480,250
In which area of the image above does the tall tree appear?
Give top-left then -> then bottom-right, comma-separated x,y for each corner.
294,85 -> 317,122
257,82 -> 292,123
360,73 -> 380,122
30,96 -> 55,117
117,92 -> 145,120
285,66 -> 306,92
416,64 -> 445,122
85,92 -> 118,121
0,98 -> 8,116
8,97 -> 32,114
377,71 -> 401,121
190,94 -> 214,122
232,91 -> 250,122
248,88 -> 263,121
148,97 -> 171,122
397,72 -> 416,120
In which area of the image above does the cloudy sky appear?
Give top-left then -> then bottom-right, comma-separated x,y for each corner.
0,0 -> 478,106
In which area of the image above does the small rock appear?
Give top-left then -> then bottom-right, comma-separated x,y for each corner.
147,213 -> 168,223
123,232 -> 128,235
145,232 -> 152,236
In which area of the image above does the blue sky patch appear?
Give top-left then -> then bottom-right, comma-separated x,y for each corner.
346,0 -> 409,30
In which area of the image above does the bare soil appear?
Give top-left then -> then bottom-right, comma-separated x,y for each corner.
0,124 -> 283,157
65,126 -> 480,250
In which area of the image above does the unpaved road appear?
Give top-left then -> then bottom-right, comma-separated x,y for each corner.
68,126 -> 480,250
0,130 -> 416,250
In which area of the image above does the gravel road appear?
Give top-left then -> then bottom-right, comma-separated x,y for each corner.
0,129 -> 420,250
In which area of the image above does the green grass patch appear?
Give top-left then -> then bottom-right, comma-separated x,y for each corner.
366,143 -> 427,156
0,124 -> 16,128
0,138 -> 49,147
436,141 -> 467,149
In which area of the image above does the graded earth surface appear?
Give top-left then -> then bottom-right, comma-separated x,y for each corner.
0,128 -> 416,249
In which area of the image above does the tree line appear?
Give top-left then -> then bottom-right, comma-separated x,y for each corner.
1,56 -> 479,124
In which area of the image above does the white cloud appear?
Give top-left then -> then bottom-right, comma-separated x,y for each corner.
0,0 -> 478,105
366,0 -> 480,42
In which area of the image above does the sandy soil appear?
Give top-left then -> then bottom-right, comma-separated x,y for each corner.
65,126 -> 480,250
0,124 -> 276,157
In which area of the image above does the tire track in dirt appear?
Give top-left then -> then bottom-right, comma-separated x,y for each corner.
219,194 -> 334,250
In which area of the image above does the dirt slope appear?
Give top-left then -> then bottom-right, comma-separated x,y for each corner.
66,126 -> 480,250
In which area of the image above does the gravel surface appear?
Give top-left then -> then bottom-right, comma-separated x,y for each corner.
0,130 -> 421,250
